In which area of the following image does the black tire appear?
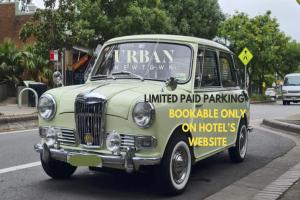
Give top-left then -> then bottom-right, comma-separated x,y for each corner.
156,134 -> 192,195
287,101 -> 290,105
283,100 -> 287,105
40,154 -> 77,179
228,120 -> 248,163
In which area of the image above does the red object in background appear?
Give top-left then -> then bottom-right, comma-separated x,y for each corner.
49,50 -> 54,61
50,50 -> 58,61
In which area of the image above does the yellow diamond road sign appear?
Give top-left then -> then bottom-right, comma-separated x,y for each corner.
239,47 -> 253,66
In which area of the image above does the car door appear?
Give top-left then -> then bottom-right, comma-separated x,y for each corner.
218,51 -> 246,146
193,47 -> 224,158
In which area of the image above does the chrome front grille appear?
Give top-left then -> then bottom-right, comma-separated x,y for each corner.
57,128 -> 76,146
75,93 -> 106,147
120,134 -> 135,150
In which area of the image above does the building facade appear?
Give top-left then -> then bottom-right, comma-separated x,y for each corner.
0,1 -> 36,48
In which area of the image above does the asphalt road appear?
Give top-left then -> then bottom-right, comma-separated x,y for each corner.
0,102 -> 299,200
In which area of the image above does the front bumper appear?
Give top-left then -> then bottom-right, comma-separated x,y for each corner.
34,143 -> 161,173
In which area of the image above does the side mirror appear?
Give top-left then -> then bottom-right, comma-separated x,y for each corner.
165,77 -> 177,91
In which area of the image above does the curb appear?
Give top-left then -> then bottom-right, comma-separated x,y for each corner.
0,113 -> 38,124
262,118 -> 300,134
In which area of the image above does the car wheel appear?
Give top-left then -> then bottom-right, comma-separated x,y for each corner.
283,101 -> 287,105
287,101 -> 290,105
228,121 -> 248,163
40,154 -> 77,179
157,136 -> 192,195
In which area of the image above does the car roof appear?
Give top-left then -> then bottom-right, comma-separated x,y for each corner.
285,73 -> 300,77
106,34 -> 231,53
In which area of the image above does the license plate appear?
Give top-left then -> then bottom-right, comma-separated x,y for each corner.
68,154 -> 102,167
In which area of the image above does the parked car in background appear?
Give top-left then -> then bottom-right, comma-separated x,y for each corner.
265,88 -> 277,101
282,73 -> 300,105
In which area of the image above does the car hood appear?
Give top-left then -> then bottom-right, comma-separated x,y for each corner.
51,80 -> 165,119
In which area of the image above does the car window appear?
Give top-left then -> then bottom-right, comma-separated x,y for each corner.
194,48 -> 204,88
201,50 -> 220,87
219,52 -> 237,87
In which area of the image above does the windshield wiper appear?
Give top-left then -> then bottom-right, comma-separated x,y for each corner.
111,71 -> 144,81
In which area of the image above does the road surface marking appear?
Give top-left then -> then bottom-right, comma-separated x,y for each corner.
0,162 -> 41,174
0,128 -> 38,135
253,163 -> 300,200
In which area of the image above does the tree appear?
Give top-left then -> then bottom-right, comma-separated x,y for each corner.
73,0 -> 173,47
20,0 -> 173,50
20,0 -> 225,50
275,41 -> 300,78
20,0 -> 76,57
161,0 -> 224,39
0,39 -> 23,86
218,11 -> 290,94
0,39 -> 51,87
21,45 -> 52,83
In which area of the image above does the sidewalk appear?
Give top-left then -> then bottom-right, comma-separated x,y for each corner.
206,114 -> 300,200
0,98 -> 38,132
280,180 -> 300,200
205,124 -> 300,200
264,115 -> 300,200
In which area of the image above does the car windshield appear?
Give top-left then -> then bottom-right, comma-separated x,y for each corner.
284,76 -> 300,86
91,42 -> 192,82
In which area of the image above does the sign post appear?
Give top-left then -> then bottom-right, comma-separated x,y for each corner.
50,50 -> 63,87
238,47 -> 253,89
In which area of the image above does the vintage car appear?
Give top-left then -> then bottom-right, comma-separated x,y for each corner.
35,35 -> 250,194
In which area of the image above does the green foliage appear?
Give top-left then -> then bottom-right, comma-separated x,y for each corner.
0,39 -> 23,85
74,0 -> 173,47
161,0 -> 224,39
0,39 -> 51,86
275,41 -> 300,77
20,0 -> 225,50
20,0 -> 76,56
250,94 -> 271,102
217,11 -> 300,94
21,45 -> 52,83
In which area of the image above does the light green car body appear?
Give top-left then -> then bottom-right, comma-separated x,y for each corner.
38,35 -> 250,168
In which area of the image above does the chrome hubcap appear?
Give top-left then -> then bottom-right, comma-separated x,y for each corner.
239,126 -> 248,158
172,146 -> 188,184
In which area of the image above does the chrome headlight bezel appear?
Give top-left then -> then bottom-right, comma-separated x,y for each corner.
38,94 -> 56,120
132,101 -> 155,128
106,131 -> 121,154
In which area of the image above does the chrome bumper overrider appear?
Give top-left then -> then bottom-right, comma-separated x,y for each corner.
34,143 -> 161,173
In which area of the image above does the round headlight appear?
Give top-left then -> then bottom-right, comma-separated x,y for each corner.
38,94 -> 56,120
132,101 -> 155,128
106,131 -> 121,153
